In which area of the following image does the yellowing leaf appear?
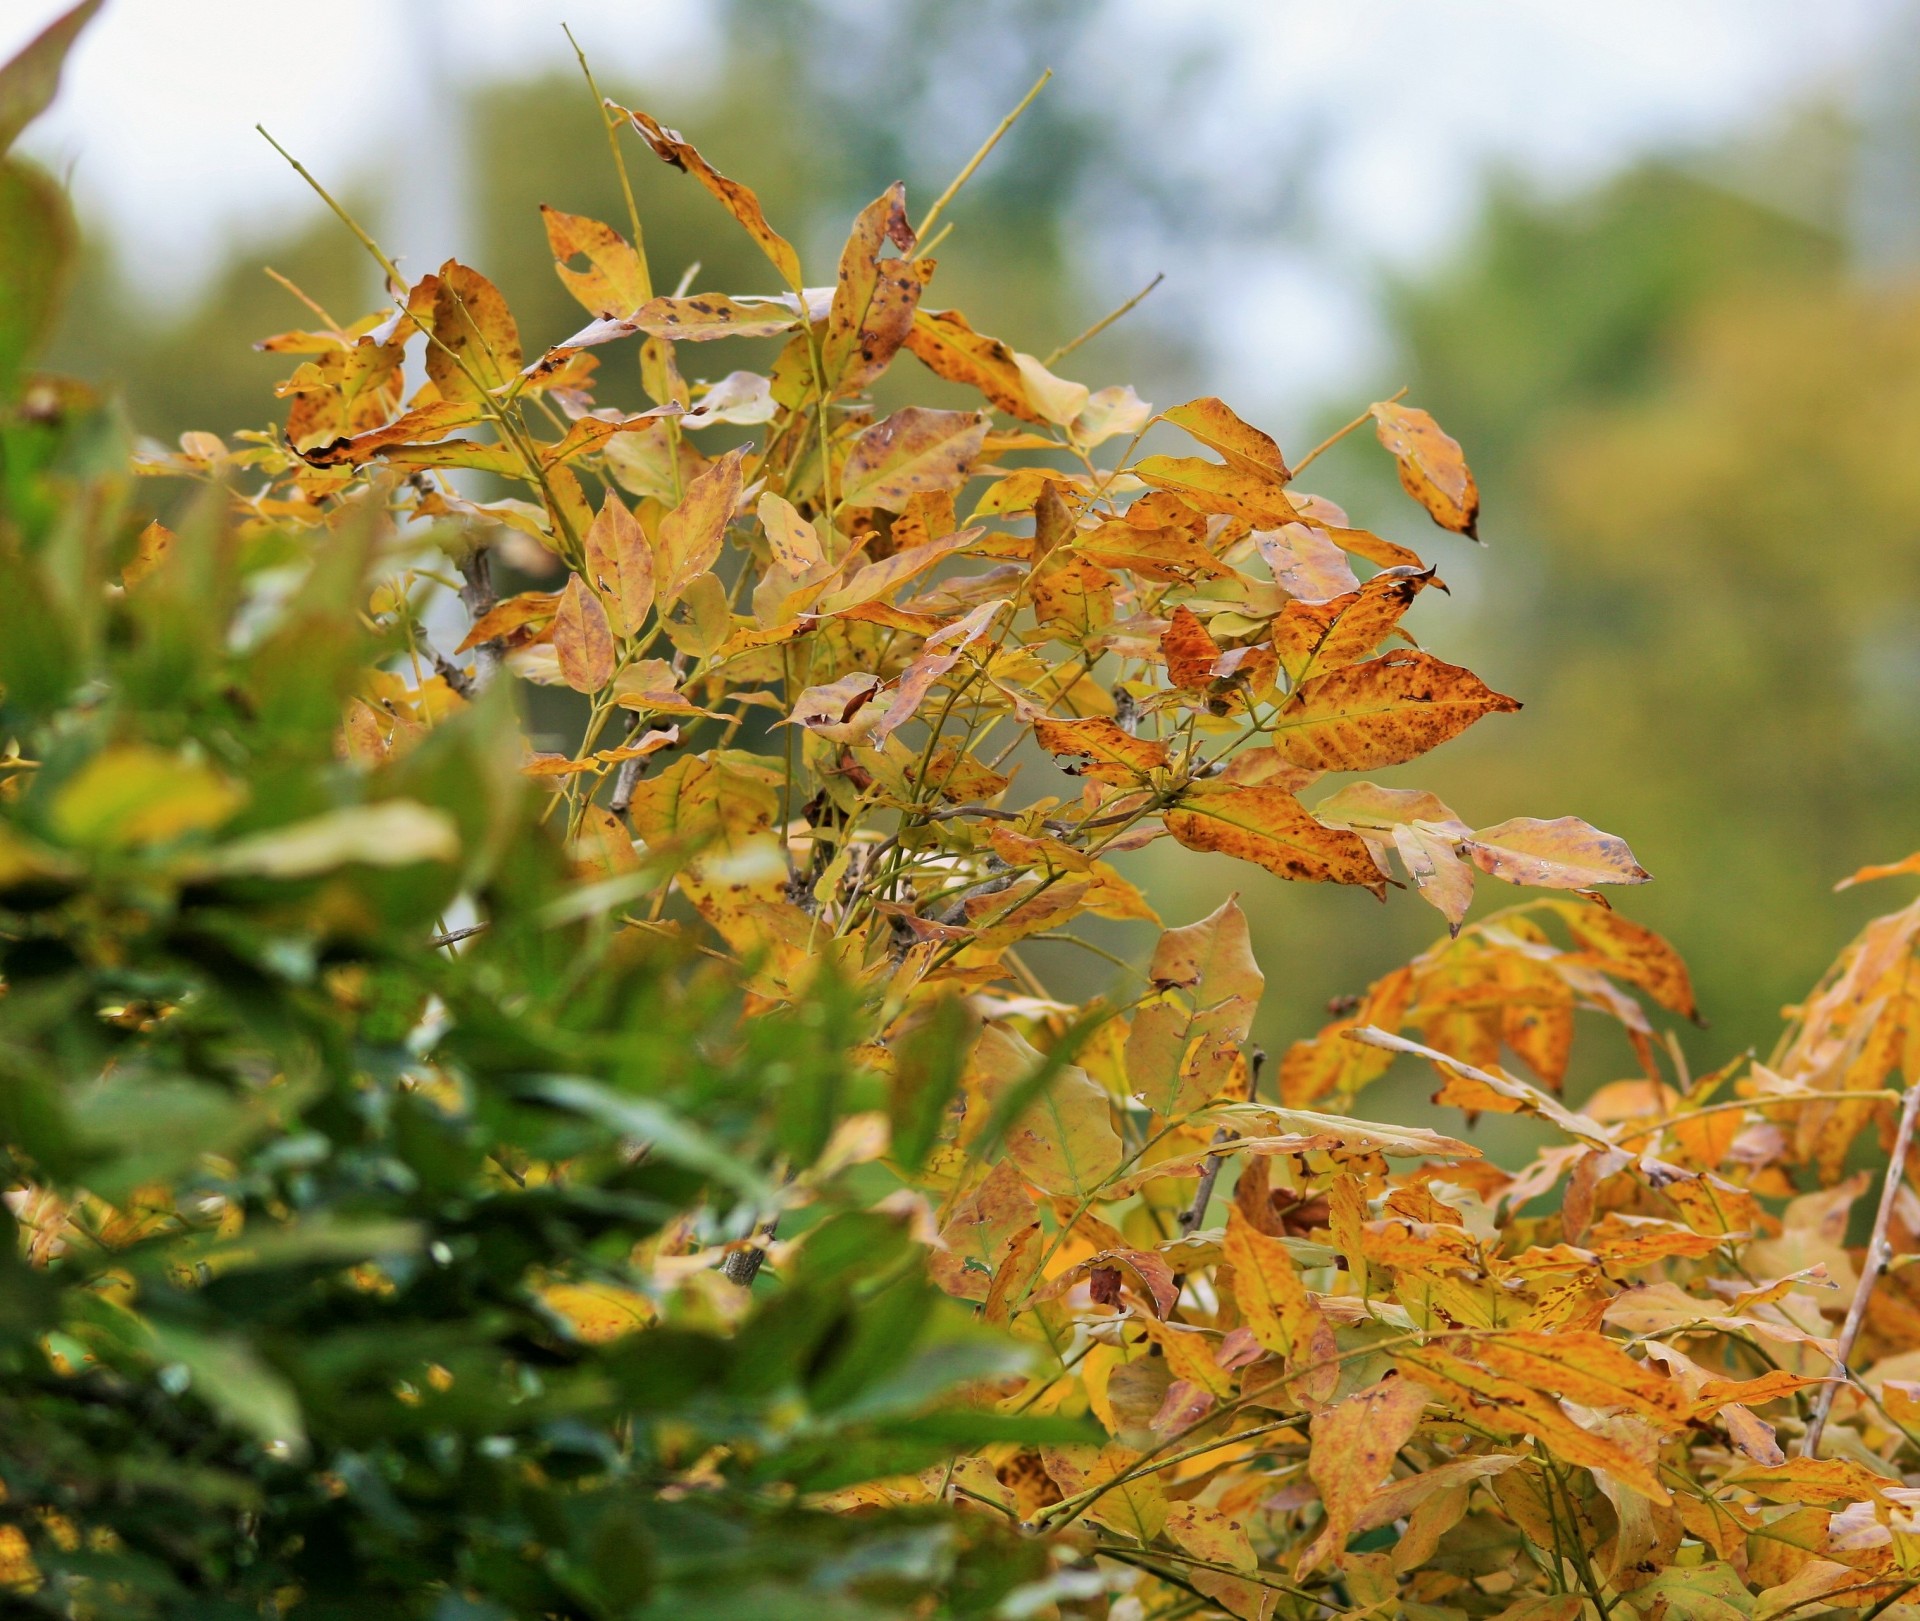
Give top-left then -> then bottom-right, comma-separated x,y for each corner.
1030,715 -> 1169,785
1270,652 -> 1520,772
617,106 -> 802,288
657,445 -> 746,604
1164,784 -> 1384,891
203,802 -> 459,879
966,1023 -> 1121,1199
1161,604 -> 1222,690
1372,400 -> 1479,539
540,204 -> 649,318
51,746 -> 245,849
823,183 -> 923,395
1223,1207 -> 1337,1404
1162,396 -> 1289,480
427,261 -> 523,403
122,519 -> 175,588
582,489 -> 654,638
541,1280 -> 657,1342
903,307 -> 1042,422
757,492 -> 825,575
553,573 -> 616,693
1012,352 -> 1090,426
1301,1375 -> 1429,1573
1464,817 -> 1650,890
1135,455 -> 1298,527
838,407 -> 989,514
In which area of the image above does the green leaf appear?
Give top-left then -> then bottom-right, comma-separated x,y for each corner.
147,1323 -> 307,1458
0,0 -> 101,156
0,158 -> 72,396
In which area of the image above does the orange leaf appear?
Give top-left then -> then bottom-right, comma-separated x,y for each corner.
1371,400 -> 1479,539
657,445 -> 746,604
1030,715 -> 1169,785
1300,1375 -> 1430,1573
1135,455 -> 1298,527
1272,569 -> 1430,687
902,307 -> 1043,422
1161,396 -> 1290,481
1223,1207 -> 1337,1404
582,489 -> 654,639
553,573 -> 615,693
1271,652 -> 1520,772
1165,784 -> 1384,891
1161,604 -> 1222,690
617,105 -> 802,287
457,589 -> 561,652
540,204 -> 649,318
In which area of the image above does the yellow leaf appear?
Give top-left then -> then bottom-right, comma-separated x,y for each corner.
540,204 -> 649,318
540,1280 -> 656,1343
427,261 -> 523,402
1371,400 -> 1480,539
1271,570 -> 1430,687
1464,817 -> 1651,890
965,1023 -> 1122,1199
838,406 -> 989,515
757,492 -> 825,574
122,518 -> 175,588
51,745 -> 246,849
1223,1206 -> 1336,1401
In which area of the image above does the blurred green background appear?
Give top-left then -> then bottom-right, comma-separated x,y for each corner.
31,0 -> 1920,1090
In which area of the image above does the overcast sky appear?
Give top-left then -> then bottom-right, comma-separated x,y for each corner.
8,0 -> 1909,405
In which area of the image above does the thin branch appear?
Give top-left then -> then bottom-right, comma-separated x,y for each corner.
1803,1078 -> 1920,1456
914,68 -> 1052,243
1292,385 -> 1406,478
1043,272 -> 1164,367
564,26 -> 652,301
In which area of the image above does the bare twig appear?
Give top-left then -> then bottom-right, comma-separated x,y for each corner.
915,68 -> 1052,243
1044,272 -> 1165,368
431,923 -> 489,951
455,542 -> 503,691
1803,1078 -> 1920,1457
1292,385 -> 1407,478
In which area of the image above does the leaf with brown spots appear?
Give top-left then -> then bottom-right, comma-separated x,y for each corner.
427,261 -> 523,402
823,183 -> 926,396
1300,1375 -> 1430,1573
582,488 -> 654,638
1165,784 -> 1384,891
457,589 -> 561,652
1372,400 -> 1480,539
1135,455 -> 1298,527
838,406 -> 989,514
902,307 -> 1043,422
552,573 -> 615,693
1162,396 -> 1289,481
1552,902 -> 1694,1017
1030,715 -> 1169,785
1465,817 -> 1651,890
1271,652 -> 1520,772
1161,604 -> 1222,690
616,106 -> 802,288
1272,569 -> 1431,686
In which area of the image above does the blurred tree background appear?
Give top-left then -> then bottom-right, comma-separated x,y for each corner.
42,0 -> 1920,1087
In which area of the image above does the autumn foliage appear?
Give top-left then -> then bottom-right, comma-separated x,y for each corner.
8,8 -> 1920,1620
